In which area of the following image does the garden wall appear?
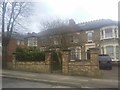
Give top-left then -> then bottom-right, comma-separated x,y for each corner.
7,52 -> 51,73
62,48 -> 102,77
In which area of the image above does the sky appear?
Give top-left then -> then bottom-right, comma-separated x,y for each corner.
20,0 -> 119,33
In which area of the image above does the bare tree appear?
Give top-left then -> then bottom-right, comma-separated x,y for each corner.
40,18 -> 69,31
1,1 -> 33,68
40,19 -> 79,70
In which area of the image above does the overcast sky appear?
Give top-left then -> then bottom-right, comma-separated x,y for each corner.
22,0 -> 119,33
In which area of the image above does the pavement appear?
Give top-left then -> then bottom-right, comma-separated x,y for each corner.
1,69 -> 119,88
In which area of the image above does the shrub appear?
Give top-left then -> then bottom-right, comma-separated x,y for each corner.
14,47 -> 45,62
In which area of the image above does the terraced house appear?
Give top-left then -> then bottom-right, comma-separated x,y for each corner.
8,19 -> 119,62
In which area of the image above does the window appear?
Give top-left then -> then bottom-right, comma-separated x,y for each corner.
116,46 -> 119,59
54,38 -> 59,45
69,47 -> 81,61
17,40 -> 20,45
105,28 -> 113,38
21,41 -> 24,45
101,47 -> 104,54
73,36 -> 79,43
101,26 -> 118,40
40,47 -> 46,51
114,28 -> 118,38
87,32 -> 92,42
28,37 -> 37,46
106,46 -> 114,59
100,30 -> 104,39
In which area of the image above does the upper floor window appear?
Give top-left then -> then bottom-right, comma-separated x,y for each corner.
114,28 -> 118,38
100,26 -> 118,40
28,37 -> 37,47
87,32 -> 92,42
86,31 -> 94,43
70,33 -> 80,43
105,28 -> 113,38
54,38 -> 59,45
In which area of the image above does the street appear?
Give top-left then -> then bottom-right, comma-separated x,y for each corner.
100,66 -> 118,80
1,66 -> 119,88
2,77 -> 74,88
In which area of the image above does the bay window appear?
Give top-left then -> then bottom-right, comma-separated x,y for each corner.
106,46 -> 114,59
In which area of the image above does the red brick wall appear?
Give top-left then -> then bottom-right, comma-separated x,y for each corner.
7,38 -> 17,62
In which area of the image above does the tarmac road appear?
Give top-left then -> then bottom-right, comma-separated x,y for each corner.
2,77 -> 75,88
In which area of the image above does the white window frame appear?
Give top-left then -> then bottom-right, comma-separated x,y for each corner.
86,31 -> 94,42
101,44 -> 119,61
100,26 -> 118,40
68,46 -> 81,61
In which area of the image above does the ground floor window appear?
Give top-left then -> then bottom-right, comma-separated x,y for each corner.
106,46 -> 114,59
101,45 -> 119,61
116,46 -> 119,59
69,47 -> 81,61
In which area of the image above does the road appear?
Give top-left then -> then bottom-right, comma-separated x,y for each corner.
2,77 -> 74,88
1,66 -> 119,88
100,66 -> 118,80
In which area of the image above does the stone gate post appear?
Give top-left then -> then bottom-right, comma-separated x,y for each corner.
61,50 -> 70,75
45,51 -> 52,73
89,48 -> 102,77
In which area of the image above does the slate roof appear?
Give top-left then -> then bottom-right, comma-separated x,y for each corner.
38,19 -> 117,37
78,19 -> 117,30
11,19 -> 118,39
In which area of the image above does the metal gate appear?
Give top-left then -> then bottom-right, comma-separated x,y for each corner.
51,51 -> 62,73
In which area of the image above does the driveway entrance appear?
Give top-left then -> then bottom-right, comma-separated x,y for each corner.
51,52 -> 62,73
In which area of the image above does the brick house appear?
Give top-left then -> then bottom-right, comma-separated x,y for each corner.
7,32 -> 26,62
8,19 -> 119,62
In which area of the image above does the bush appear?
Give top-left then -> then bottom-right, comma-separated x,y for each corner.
14,47 -> 45,62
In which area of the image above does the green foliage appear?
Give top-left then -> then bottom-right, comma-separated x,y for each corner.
14,47 -> 45,61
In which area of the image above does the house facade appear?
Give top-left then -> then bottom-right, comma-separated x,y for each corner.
9,19 -> 119,62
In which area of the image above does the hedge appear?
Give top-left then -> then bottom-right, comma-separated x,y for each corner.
14,47 -> 45,61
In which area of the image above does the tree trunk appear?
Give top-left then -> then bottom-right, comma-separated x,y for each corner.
2,45 -> 8,69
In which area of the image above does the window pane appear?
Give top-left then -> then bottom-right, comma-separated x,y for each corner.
106,46 -> 114,59
114,28 -> 118,38
105,28 -> 113,38
69,47 -> 81,61
88,33 -> 92,41
116,46 -> 119,59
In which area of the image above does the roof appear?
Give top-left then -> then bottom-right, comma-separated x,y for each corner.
24,32 -> 38,38
37,19 -> 117,37
38,24 -> 80,37
78,19 -> 118,30
11,32 -> 26,40
11,19 -> 118,39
